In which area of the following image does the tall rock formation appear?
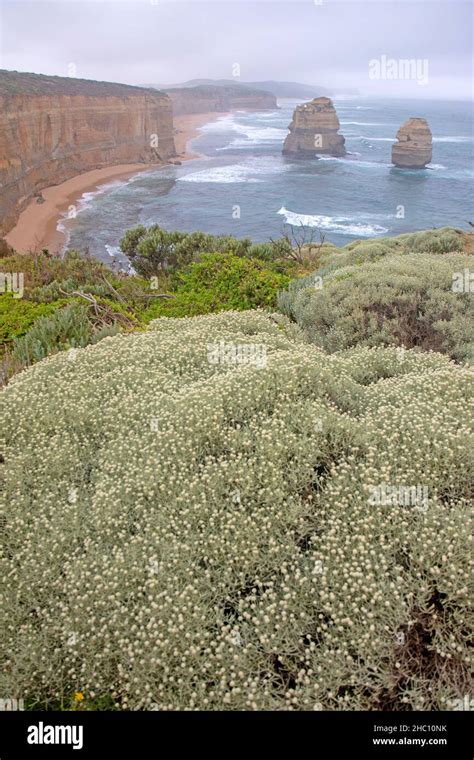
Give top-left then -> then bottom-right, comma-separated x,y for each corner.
282,97 -> 345,158
0,70 -> 176,234
391,118 -> 432,169
165,84 -> 277,116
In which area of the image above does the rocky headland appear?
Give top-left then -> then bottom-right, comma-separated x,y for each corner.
282,97 -> 346,158
164,84 -> 277,116
391,117 -> 432,169
0,70 -> 176,235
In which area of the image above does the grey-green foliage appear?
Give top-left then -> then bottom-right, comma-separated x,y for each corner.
119,224 -> 292,277
1,311 -> 472,711
277,228 -> 473,363
31,278 -> 112,303
342,227 -> 464,255
11,302 -> 119,367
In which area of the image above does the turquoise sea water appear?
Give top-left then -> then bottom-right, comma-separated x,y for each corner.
64,97 -> 474,268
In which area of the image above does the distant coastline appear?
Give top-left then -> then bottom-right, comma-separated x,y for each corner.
5,111 -> 226,255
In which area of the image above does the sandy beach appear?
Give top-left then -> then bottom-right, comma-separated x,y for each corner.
174,111 -> 227,160
5,111 -> 226,255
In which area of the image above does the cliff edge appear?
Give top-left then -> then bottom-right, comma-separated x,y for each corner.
0,70 -> 176,234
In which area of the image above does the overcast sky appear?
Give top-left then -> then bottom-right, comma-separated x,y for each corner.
0,0 -> 472,99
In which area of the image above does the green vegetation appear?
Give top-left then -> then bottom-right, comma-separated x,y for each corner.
0,293 -> 65,347
1,311 -> 471,711
11,302 -> 121,368
278,227 -> 473,363
0,233 -> 298,381
0,68 -> 164,97
1,226 -> 473,712
0,249 -> 137,381
141,253 -> 290,320
119,223 -> 292,276
1,227 -> 471,383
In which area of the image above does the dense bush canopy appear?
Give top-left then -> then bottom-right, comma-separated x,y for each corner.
142,253 -> 291,320
1,311 -> 472,710
120,224 -> 292,277
278,228 -> 473,363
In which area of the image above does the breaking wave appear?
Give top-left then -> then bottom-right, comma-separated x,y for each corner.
277,206 -> 390,236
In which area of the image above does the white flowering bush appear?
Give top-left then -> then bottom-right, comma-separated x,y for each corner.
1,311 -> 472,711
278,228 -> 473,363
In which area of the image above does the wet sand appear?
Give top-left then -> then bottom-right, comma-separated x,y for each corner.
5,111 -> 226,254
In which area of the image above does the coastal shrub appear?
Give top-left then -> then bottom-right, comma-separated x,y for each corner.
120,224 -> 292,277
293,227 -> 465,278
32,277 -> 115,303
278,250 -> 474,363
141,253 -> 290,320
0,250 -> 128,308
1,311 -> 472,711
0,293 -> 65,347
0,250 -> 150,348
11,302 -> 120,367
342,227 -> 463,255
384,227 -> 463,254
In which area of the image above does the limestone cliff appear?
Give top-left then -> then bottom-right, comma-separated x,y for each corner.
392,118 -> 432,169
282,97 -> 345,158
165,84 -> 277,116
0,70 -> 176,234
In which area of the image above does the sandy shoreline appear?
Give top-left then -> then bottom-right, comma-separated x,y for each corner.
174,111 -> 227,160
5,111 -> 226,255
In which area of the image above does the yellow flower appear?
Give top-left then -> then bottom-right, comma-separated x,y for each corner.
74,692 -> 84,702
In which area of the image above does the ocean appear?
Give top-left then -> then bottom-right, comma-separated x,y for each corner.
63,97 -> 474,268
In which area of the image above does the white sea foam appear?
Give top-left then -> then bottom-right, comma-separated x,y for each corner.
178,164 -> 263,183
54,178 -> 131,253
360,137 -> 393,142
317,155 -> 390,169
432,136 -> 472,143
105,244 -> 121,258
178,156 -> 288,183
277,206 -> 389,236
221,125 -> 287,148
105,244 -> 136,273
229,126 -> 288,147
202,112 -> 287,149
360,136 -> 472,144
198,114 -> 238,133
341,121 -> 392,126
336,106 -> 374,111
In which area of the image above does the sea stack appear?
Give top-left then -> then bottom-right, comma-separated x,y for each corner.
392,118 -> 432,169
282,97 -> 346,158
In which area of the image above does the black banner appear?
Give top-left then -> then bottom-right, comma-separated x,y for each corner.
0,710 -> 471,758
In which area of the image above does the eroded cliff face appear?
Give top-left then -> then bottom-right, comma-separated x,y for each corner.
0,73 -> 176,233
282,97 -> 346,158
392,118 -> 432,169
166,85 -> 277,116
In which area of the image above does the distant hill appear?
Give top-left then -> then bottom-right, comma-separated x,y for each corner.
237,80 -> 332,99
164,83 -> 277,116
0,69 -> 165,97
146,78 -> 333,99
165,82 -> 272,98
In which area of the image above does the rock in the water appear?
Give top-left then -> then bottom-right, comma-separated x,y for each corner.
392,118 -> 432,169
282,97 -> 346,158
